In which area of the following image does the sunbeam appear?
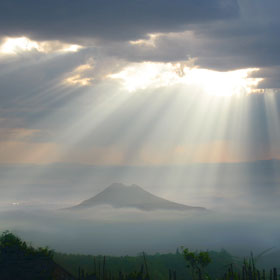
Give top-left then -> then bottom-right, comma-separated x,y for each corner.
1,0 -> 280,263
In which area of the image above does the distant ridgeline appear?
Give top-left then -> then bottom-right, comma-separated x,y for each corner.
0,231 -> 280,280
66,183 -> 206,211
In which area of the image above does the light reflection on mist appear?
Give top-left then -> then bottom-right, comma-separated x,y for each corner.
0,205 -> 279,256
2,91 -> 280,214
1,160 -> 279,211
1,59 -> 280,258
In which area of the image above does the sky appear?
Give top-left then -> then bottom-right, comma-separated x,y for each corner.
1,0 -> 280,167
1,0 -> 280,253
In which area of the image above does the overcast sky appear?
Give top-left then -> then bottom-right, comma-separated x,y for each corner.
0,0 -> 280,208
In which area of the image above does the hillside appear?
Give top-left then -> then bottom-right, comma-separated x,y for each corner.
67,183 -> 205,211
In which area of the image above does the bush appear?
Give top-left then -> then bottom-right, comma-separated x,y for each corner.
0,231 -> 54,280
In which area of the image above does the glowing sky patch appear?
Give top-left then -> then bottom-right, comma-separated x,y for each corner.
0,141 -> 59,164
65,75 -> 93,86
63,62 -> 94,86
0,37 -> 39,54
0,36 -> 82,55
108,62 -> 262,96
129,33 -> 160,47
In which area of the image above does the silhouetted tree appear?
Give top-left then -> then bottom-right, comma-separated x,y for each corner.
0,231 -> 54,280
183,248 -> 211,280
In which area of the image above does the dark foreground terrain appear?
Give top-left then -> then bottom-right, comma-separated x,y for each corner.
0,231 -> 279,280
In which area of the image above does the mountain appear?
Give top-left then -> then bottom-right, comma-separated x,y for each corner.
67,183 -> 206,211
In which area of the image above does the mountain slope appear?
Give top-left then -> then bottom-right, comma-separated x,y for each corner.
67,183 -> 206,211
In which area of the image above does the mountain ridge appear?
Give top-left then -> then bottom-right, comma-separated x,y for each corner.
66,183 -> 206,211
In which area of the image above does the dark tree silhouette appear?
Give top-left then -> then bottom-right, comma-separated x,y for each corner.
0,231 -> 54,280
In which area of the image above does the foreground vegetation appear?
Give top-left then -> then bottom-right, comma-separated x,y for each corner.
54,249 -> 233,280
0,231 -> 279,280
0,231 -> 56,279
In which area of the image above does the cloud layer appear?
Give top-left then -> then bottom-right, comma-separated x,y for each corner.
0,0 -> 238,41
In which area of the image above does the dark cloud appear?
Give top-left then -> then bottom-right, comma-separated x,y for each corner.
1,0 -> 280,89
0,0 -> 239,41
76,0 -> 280,89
